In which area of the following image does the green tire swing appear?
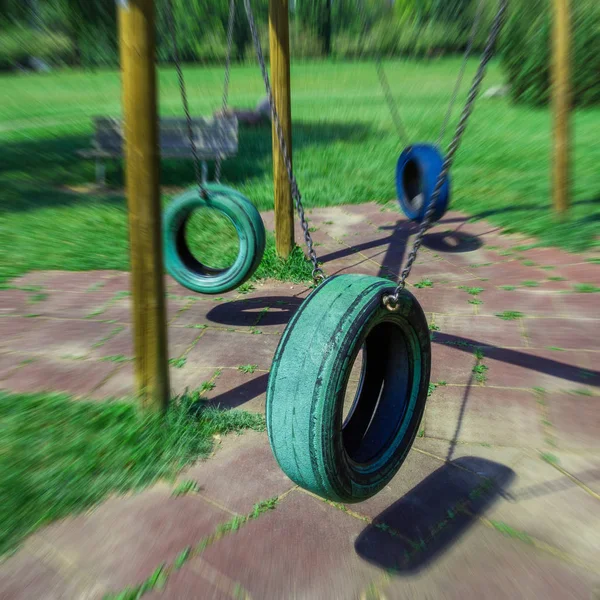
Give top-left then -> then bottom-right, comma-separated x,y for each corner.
163,0 -> 265,295
268,275 -> 430,502
244,0 -> 508,502
163,184 -> 265,295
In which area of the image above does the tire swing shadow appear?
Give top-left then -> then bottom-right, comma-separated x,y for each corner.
421,229 -> 483,254
354,457 -> 515,574
355,373 -> 515,574
206,296 -> 302,327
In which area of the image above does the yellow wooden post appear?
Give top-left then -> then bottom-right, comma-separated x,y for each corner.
117,0 -> 170,411
552,0 -> 571,215
269,0 -> 295,258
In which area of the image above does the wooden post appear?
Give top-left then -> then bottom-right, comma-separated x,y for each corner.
269,0 -> 295,258
552,0 -> 571,215
117,0 -> 170,411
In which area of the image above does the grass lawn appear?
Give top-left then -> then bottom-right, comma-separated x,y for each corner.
0,390 -> 266,557
0,59 -> 598,286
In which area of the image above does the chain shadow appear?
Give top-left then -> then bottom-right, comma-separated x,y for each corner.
433,332 -> 600,386
355,456 -> 515,574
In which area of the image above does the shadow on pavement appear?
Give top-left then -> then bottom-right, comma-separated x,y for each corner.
355,457 -> 515,574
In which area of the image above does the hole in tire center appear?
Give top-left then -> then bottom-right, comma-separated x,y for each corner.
403,159 -> 424,210
184,208 -> 240,270
342,344 -> 367,426
342,321 -> 413,465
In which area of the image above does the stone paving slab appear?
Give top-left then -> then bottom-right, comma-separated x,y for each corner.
181,430 -> 295,514
200,490 -> 385,600
424,386 -> 545,448
31,485 -> 233,596
1,202 -> 599,599
480,454 -> 600,567
378,522 -> 599,600
0,356 -> 117,397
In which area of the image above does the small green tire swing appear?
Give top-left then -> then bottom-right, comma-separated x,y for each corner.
162,0 -> 265,295
245,0 -> 507,503
163,184 -> 265,295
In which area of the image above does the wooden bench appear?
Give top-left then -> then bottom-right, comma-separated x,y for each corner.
78,116 -> 239,186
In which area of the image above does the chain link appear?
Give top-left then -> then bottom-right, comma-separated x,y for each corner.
436,0 -> 487,147
165,0 -> 207,199
385,0 -> 508,309
243,0 -> 324,283
375,58 -> 408,145
215,0 -> 236,183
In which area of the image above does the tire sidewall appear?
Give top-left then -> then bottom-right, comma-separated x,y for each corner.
396,144 -> 451,223
324,289 -> 431,501
163,185 -> 265,295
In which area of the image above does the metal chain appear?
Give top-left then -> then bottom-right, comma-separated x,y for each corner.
436,0 -> 487,147
242,0 -> 324,283
165,0 -> 207,199
375,58 -> 409,144
373,0 -> 486,148
215,0 -> 236,183
385,0 -> 508,309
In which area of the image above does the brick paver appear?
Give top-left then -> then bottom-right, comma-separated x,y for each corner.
1,203 -> 599,599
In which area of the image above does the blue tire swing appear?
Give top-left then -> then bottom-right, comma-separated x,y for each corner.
388,0 -> 489,225
162,0 -> 265,295
245,0 -> 507,502
396,144 -> 450,223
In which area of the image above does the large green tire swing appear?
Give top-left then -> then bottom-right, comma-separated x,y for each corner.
163,184 -> 265,295
245,0 -> 507,503
162,0 -> 265,295
268,275 -> 431,502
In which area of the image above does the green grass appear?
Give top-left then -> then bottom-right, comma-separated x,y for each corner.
0,390 -> 265,556
0,59 -> 597,284
459,286 -> 484,296
414,278 -> 434,289
169,356 -> 187,369
500,285 -> 516,291
521,280 -> 539,288
473,363 -> 489,384
238,364 -> 258,374
573,283 -> 600,293
496,310 -> 524,320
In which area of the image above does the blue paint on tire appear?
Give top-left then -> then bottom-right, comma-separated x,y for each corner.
396,144 -> 450,223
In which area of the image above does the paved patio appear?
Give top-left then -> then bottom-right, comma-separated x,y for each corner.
1,202 -> 599,599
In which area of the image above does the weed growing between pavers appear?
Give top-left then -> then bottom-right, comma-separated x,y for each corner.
459,286 -> 484,296
496,310 -> 524,321
488,521 -> 534,545
238,364 -> 258,374
171,480 -> 200,497
0,391 -> 266,556
414,279 -> 434,289
573,283 -> 600,293
93,326 -> 125,349
169,356 -> 187,369
472,350 -> 488,385
105,498 -> 278,600
101,354 -> 131,364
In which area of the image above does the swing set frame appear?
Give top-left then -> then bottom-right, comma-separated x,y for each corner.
116,0 -> 572,411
